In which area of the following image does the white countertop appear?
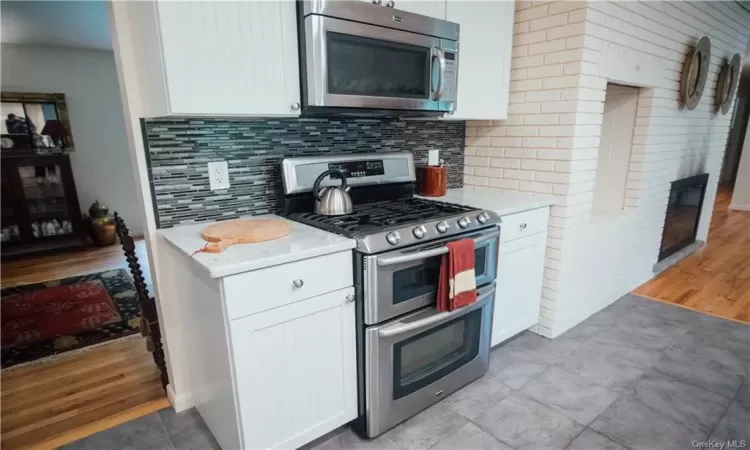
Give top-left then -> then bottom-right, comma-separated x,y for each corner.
158,215 -> 356,279
418,186 -> 554,216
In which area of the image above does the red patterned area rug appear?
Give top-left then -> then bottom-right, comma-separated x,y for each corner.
1,269 -> 141,369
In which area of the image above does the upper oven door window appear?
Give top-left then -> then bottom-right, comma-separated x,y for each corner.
327,32 -> 430,99
391,245 -> 490,305
365,229 -> 499,325
304,15 -> 445,111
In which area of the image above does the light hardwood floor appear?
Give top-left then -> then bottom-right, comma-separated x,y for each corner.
1,240 -> 168,450
634,188 -> 750,324
2,239 -> 152,289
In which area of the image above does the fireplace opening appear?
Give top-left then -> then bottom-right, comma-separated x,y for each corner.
658,173 -> 709,261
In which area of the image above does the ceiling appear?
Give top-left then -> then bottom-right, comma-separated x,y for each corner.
1,0 -> 111,51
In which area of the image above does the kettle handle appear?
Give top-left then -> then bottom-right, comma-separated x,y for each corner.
312,169 -> 348,200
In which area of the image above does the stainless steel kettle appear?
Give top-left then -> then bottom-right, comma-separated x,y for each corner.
312,169 -> 353,216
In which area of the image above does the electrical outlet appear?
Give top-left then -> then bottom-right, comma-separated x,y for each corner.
208,161 -> 230,190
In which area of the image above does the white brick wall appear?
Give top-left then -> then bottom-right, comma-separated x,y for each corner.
465,0 -> 750,337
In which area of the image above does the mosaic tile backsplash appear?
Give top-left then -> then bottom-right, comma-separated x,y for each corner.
144,118 -> 465,228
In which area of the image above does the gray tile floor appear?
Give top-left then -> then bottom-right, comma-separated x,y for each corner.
64,294 -> 750,450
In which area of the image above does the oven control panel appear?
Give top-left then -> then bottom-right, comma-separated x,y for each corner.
360,213 -> 502,253
329,160 -> 385,178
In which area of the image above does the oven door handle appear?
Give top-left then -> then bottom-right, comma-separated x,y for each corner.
431,47 -> 446,100
376,228 -> 500,267
377,284 -> 495,338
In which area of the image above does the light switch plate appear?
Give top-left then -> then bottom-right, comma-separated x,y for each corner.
428,149 -> 440,166
208,161 -> 230,190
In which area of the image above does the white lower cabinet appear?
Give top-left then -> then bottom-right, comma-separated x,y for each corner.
491,207 -> 549,347
231,287 -> 357,450
172,246 -> 357,450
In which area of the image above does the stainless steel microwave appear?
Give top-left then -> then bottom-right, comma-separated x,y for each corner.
298,0 -> 459,117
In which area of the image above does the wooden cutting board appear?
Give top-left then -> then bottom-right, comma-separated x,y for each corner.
198,218 -> 292,253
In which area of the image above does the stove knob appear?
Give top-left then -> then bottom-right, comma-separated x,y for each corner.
386,231 -> 401,245
413,225 -> 427,239
436,221 -> 449,233
458,216 -> 471,228
477,212 -> 491,224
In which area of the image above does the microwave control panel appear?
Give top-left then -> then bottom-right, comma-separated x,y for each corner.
441,51 -> 457,104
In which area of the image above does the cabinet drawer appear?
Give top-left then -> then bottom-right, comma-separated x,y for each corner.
500,207 -> 549,243
222,251 -> 353,320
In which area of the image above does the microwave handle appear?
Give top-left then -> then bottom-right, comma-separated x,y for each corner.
432,48 -> 446,100
377,228 -> 500,267
377,284 -> 495,338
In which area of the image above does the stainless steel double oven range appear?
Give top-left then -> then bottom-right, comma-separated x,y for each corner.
283,153 -> 501,438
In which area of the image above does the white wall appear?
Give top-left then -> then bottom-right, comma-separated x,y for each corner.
465,0 -> 750,337
731,120 -> 750,210
1,44 -> 145,233
108,2 -> 192,410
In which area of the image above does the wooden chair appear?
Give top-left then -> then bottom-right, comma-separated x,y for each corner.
113,212 -> 169,390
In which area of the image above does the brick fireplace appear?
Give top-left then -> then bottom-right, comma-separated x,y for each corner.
463,0 -> 750,337
658,174 -> 709,261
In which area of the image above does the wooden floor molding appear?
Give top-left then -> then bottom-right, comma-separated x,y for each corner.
1,240 -> 167,450
633,187 -> 750,324
634,292 -> 750,326
26,398 -> 171,450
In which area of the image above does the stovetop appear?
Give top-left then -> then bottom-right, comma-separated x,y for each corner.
281,152 -> 502,254
289,198 -> 478,236
288,197 -> 501,254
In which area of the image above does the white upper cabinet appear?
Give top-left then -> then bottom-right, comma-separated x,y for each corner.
114,0 -> 513,119
446,0 -> 514,120
123,0 -> 301,117
391,0 -> 446,19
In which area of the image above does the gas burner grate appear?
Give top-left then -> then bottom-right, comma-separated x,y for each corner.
289,198 -> 478,237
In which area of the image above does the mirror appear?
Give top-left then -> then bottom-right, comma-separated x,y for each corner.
0,93 -> 74,153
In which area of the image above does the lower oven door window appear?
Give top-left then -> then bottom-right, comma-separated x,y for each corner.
392,308 -> 482,400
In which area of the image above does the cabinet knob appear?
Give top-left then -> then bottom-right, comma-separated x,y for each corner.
346,294 -> 355,303
386,0 -> 395,7
293,279 -> 304,288
291,102 -> 301,111
519,223 -> 528,230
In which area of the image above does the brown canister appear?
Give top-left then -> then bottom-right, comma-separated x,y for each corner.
419,165 -> 447,197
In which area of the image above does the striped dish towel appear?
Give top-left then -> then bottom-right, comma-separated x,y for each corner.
437,239 -> 477,312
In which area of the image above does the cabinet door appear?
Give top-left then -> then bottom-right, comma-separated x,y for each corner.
492,241 -> 545,346
446,0 -> 513,120
392,0 -> 446,19
156,0 -> 300,116
230,287 -> 357,449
